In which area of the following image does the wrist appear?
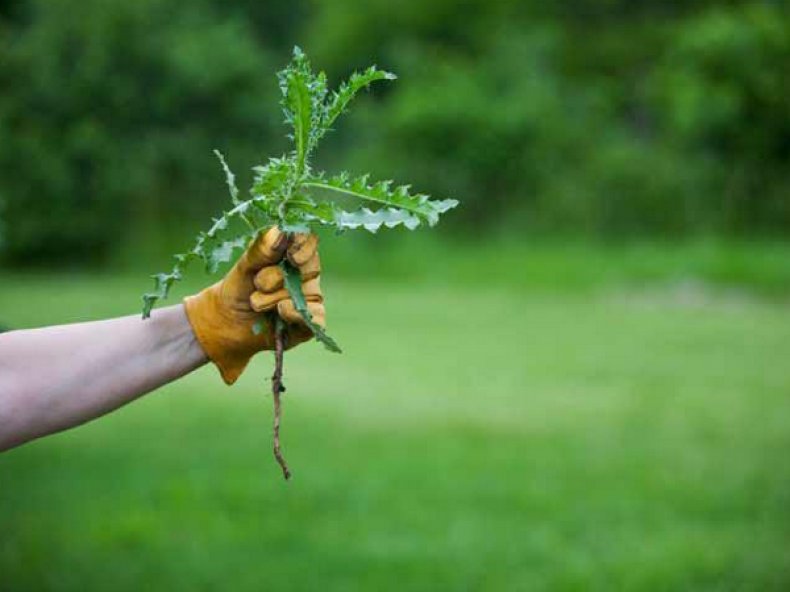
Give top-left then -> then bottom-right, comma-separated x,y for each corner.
152,304 -> 209,369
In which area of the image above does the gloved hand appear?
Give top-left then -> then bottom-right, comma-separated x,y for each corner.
184,227 -> 325,385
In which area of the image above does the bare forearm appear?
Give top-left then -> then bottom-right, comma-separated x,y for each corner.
0,305 -> 207,450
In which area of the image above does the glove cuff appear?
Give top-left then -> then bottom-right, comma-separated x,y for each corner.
183,289 -> 250,385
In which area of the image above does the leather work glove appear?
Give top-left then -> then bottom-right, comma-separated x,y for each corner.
184,227 -> 326,385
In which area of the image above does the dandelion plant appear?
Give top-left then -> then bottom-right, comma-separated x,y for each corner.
142,47 -> 458,478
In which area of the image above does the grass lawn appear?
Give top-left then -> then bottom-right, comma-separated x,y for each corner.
1,259 -> 789,590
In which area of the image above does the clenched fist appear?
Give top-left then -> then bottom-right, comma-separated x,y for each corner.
184,227 -> 326,384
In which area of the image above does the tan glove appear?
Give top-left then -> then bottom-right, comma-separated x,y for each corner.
184,227 -> 326,385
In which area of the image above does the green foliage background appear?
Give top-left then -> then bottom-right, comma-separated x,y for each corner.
2,3 -> 790,589
2,264 -> 790,590
0,0 -> 788,265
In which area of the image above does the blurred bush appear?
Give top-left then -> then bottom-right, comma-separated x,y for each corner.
0,0 -> 286,263
0,0 -> 787,265
308,0 -> 789,237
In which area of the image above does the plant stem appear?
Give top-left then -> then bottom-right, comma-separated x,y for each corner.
271,315 -> 290,480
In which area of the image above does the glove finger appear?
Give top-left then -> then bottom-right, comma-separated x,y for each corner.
250,288 -> 289,312
299,251 -> 321,281
302,276 -> 323,302
306,301 -> 326,327
277,299 -> 326,328
250,276 -> 321,311
254,265 -> 284,293
238,227 -> 286,273
254,252 -> 320,291
287,233 -> 318,267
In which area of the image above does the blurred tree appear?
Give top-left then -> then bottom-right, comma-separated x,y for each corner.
0,0 -> 788,266
0,0 -> 280,264
647,3 -> 790,233
307,0 -> 789,237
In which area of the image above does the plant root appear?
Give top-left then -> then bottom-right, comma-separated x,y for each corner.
271,319 -> 291,480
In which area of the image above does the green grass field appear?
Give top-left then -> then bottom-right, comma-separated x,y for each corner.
2,247 -> 790,590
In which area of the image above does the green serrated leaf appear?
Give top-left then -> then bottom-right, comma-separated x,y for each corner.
142,270 -> 182,318
303,173 -> 459,228
142,49 -> 459,326
214,149 -> 239,205
323,66 -> 396,133
207,235 -> 250,273
252,157 -> 293,199
280,259 -> 341,353
337,207 -> 421,232
141,200 -> 272,316
280,221 -> 311,234
288,200 -> 422,232
278,47 -> 315,175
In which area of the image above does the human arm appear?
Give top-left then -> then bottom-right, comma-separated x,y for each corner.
0,305 -> 206,451
0,228 -> 325,451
